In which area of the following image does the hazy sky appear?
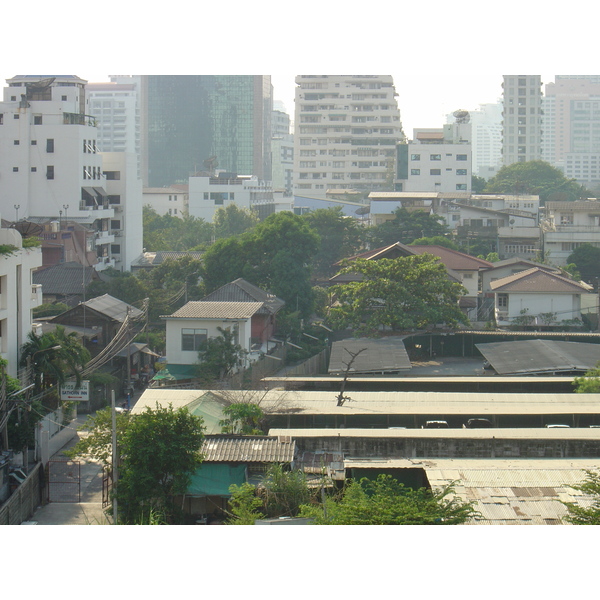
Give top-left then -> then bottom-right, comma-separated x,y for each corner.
2,1 -> 598,136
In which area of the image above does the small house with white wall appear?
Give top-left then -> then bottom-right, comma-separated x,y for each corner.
491,267 -> 595,328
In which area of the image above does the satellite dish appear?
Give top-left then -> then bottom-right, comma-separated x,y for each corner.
453,109 -> 470,124
13,220 -> 43,238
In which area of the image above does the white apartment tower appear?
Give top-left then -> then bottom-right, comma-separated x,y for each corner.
463,103 -> 503,178
293,75 -> 404,198
502,75 -> 543,166
0,75 -> 116,271
87,76 -> 141,176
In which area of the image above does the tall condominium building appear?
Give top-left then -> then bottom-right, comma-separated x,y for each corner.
87,76 -> 141,175
140,76 -> 273,188
462,103 -> 503,178
501,75 -> 543,166
293,75 -> 404,198
542,76 -> 600,187
271,106 -> 293,194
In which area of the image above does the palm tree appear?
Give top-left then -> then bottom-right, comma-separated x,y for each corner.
20,327 -> 90,395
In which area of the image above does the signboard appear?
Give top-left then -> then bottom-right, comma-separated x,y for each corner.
60,380 -> 90,402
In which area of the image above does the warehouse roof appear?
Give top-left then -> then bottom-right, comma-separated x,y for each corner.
162,301 -> 263,320
476,339 -> 600,375
328,337 -> 411,374
201,435 -> 295,463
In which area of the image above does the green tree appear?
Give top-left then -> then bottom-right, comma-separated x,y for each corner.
86,268 -> 148,307
299,474 -> 477,525
226,482 -> 265,524
567,244 -> 600,286
201,212 -> 320,319
303,207 -> 365,278
368,207 -> 449,247
213,204 -> 259,239
67,404 -> 205,524
220,402 -> 265,434
410,235 -> 459,250
471,174 -> 487,193
484,160 -> 589,204
142,206 -> 213,251
561,470 -> 600,524
20,327 -> 90,398
573,363 -> 600,393
196,327 -> 248,384
329,255 -> 468,335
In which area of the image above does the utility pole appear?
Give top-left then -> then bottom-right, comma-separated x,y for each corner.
111,390 -> 118,524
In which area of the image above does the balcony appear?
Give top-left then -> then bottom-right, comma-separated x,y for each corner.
63,113 -> 98,127
94,231 -> 115,245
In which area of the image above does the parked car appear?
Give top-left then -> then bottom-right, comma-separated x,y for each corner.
545,424 -> 570,428
422,420 -> 449,429
465,418 -> 493,429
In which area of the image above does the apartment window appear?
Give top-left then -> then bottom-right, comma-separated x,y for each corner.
430,169 -> 441,175
111,244 -> 121,254
12,167 -> 18,172
456,154 -> 468,161
34,115 -> 42,125
181,328 -> 207,351
46,165 -> 54,179
13,114 -> 19,119
560,214 -> 573,225
31,167 -> 36,172
31,140 -> 37,145
411,154 -> 420,161
497,294 -> 508,308
0,114 -> 3,124
104,171 -> 120,180
210,192 -> 226,205
62,95 -> 67,101
13,140 -> 19,145
430,154 -> 441,161
456,169 -> 467,175
108,195 -> 120,205
46,139 -> 54,153
411,169 -> 420,175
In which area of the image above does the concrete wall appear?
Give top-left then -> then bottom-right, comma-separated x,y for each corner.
0,463 -> 43,525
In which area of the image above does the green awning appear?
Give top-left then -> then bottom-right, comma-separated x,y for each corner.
152,364 -> 197,381
187,463 -> 247,497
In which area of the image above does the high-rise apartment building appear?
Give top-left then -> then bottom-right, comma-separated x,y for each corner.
501,75 -> 543,166
0,75 -> 117,271
140,76 -> 273,188
542,76 -> 600,188
271,105 -> 293,194
293,75 -> 404,198
87,76 -> 141,175
461,103 -> 503,178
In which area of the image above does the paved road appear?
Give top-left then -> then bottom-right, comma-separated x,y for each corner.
31,417 -> 111,525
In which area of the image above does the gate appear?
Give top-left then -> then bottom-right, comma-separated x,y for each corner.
47,458 -> 81,503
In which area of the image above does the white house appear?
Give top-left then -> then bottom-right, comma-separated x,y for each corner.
0,225 -> 43,377
162,301 -> 263,368
142,186 -> 188,219
491,267 -> 595,327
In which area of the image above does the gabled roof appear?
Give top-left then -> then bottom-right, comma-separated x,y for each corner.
483,257 -> 560,273
163,301 -> 264,320
202,435 -> 295,463
81,294 -> 144,321
490,268 -> 592,294
335,242 -> 417,265
328,337 -> 411,374
411,245 -> 493,271
33,261 -> 97,295
201,278 -> 285,314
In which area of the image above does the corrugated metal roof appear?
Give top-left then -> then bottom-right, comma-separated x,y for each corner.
201,436 -> 295,463
201,278 -> 285,314
328,338 -> 411,374
411,246 -> 493,270
268,427 -> 600,440
33,262 -> 96,295
257,389 -> 600,415
476,339 -> 600,375
81,294 -> 143,322
163,301 -> 263,320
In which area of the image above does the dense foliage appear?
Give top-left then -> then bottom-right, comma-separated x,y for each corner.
561,470 -> 600,524
484,160 -> 589,204
299,474 -> 477,525
567,244 -> 600,286
67,404 -> 205,524
196,327 -> 248,384
368,207 -> 449,247
328,255 -> 468,335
